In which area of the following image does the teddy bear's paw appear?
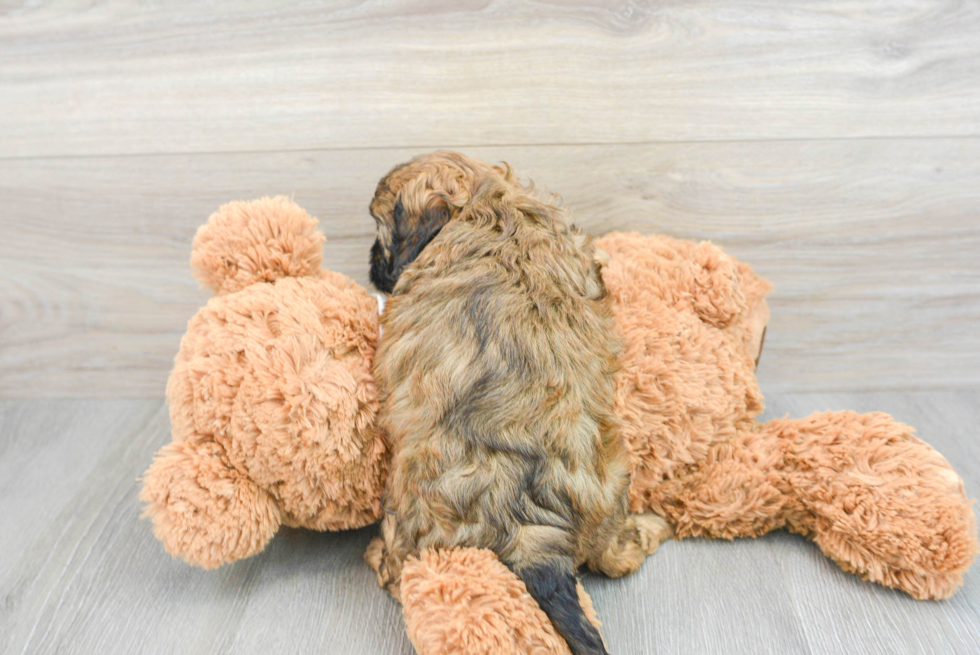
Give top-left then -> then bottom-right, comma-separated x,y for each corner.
140,439 -> 282,568
774,410 -> 979,599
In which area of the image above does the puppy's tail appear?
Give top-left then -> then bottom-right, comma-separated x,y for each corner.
510,558 -> 608,655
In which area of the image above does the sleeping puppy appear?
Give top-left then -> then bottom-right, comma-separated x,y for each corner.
366,151 -> 668,655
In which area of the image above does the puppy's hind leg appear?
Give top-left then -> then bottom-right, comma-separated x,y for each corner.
365,517 -> 406,602
588,513 -> 672,578
364,535 -> 385,576
633,512 -> 672,555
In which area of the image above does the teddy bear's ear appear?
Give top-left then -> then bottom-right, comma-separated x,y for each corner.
139,439 -> 281,568
191,196 -> 325,295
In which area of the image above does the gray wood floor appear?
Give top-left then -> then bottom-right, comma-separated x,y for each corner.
1,391 -> 978,655
2,1 -> 979,654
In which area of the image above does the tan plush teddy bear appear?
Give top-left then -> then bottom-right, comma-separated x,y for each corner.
140,196 -> 387,568
597,231 -> 976,601
141,197 -> 976,654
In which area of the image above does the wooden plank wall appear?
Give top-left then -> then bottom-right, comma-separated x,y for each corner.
1,0 -> 979,398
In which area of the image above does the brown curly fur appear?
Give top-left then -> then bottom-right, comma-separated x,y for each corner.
366,152 -> 665,654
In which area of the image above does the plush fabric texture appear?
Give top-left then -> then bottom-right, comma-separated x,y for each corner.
141,197 -> 387,568
400,548 -> 602,655
649,411 -> 978,598
596,232 -> 771,509
395,233 -> 975,655
596,232 -> 978,599
144,208 -> 977,652
139,439 -> 282,567
191,196 -> 325,295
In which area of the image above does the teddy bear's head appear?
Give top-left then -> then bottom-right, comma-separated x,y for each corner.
141,197 -> 387,568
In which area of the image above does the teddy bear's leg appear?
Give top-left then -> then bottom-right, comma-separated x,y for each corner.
140,438 -> 281,569
641,427 -> 797,540
398,547 -> 604,655
767,411 -> 978,600
587,513 -> 672,578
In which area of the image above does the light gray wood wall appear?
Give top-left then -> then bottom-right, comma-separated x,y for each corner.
2,1 -> 979,398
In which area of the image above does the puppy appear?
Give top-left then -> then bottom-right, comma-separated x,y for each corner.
366,152 -> 667,655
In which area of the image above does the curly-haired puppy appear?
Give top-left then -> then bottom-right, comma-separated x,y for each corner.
366,151 -> 668,655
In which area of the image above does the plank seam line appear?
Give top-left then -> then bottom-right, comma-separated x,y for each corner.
3,133 -> 980,162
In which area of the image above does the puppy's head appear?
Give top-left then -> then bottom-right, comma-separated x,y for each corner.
368,151 -> 519,293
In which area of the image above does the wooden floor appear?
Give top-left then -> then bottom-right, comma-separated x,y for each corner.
2,392 -> 978,655
2,2 -> 979,654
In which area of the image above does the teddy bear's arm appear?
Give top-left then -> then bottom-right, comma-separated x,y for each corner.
140,438 -> 282,569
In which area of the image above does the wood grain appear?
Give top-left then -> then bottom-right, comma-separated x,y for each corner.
2,0 -> 980,157
2,392 -> 976,654
0,399 -> 414,655
586,536 -> 811,655
763,391 -> 980,655
2,140 -> 978,398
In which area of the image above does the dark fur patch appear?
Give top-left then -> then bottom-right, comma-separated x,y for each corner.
516,562 -> 608,655
369,239 -> 398,294
369,201 -> 448,294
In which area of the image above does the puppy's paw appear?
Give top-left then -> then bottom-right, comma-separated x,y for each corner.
365,536 -> 385,575
633,513 -> 672,555
589,514 -> 672,578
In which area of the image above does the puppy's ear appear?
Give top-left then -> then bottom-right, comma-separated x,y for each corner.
371,199 -> 452,294
392,200 -> 450,269
369,239 -> 397,294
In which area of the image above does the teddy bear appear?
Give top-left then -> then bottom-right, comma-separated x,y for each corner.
140,196 -> 387,568
141,196 -> 977,654
596,230 -> 977,601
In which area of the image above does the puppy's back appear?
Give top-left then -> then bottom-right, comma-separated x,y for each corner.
376,182 -> 624,655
